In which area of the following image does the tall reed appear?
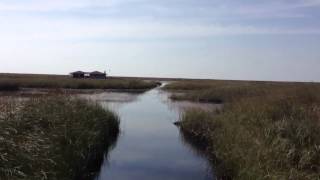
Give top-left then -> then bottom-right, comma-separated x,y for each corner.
167,80 -> 320,179
0,96 -> 119,180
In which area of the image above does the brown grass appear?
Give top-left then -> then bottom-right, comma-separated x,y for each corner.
0,96 -> 119,180
166,80 -> 320,180
0,73 -> 159,91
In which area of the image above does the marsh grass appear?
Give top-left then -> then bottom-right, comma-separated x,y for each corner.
167,80 -> 320,179
0,96 -> 119,180
0,73 -> 158,91
164,80 -> 320,103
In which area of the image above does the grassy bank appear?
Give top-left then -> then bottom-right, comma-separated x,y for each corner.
166,80 -> 320,179
0,96 -> 119,180
0,73 -> 158,91
164,80 -> 319,103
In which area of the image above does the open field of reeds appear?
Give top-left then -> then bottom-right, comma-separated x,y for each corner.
0,73 -> 159,91
164,80 -> 320,103
0,96 -> 119,180
166,80 -> 320,179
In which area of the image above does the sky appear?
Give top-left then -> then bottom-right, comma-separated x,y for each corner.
0,0 -> 320,81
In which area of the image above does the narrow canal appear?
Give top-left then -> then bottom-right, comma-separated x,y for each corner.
86,87 -> 216,180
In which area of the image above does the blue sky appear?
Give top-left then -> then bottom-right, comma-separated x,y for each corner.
0,0 -> 320,81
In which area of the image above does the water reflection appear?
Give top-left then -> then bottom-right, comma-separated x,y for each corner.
161,91 -> 222,113
79,91 -> 141,112
75,130 -> 120,180
80,88 -> 218,180
79,92 -> 140,103
179,131 -> 214,179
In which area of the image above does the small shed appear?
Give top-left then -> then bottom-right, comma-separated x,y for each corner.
70,71 -> 85,78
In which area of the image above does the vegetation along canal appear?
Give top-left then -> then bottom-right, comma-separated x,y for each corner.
83,86 -> 217,180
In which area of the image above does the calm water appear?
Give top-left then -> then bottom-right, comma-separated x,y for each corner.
85,87 -> 216,180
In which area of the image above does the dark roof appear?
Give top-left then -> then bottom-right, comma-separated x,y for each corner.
90,71 -> 105,75
70,71 -> 85,74
71,71 -> 106,75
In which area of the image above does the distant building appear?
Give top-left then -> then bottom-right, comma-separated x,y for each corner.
89,71 -> 107,79
70,71 -> 107,79
70,71 -> 85,78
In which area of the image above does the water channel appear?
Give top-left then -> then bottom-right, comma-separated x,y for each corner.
81,87 -> 218,180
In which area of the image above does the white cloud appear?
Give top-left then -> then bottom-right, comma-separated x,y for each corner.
0,0 -> 319,43
1,15 -> 319,44
226,0 -> 320,19
0,0 -> 318,16
0,0 -> 120,12
298,0 -> 320,7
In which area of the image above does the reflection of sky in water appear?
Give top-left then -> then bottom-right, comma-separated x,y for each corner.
79,92 -> 139,103
160,91 -> 223,113
88,88 -> 215,180
78,92 -> 140,112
